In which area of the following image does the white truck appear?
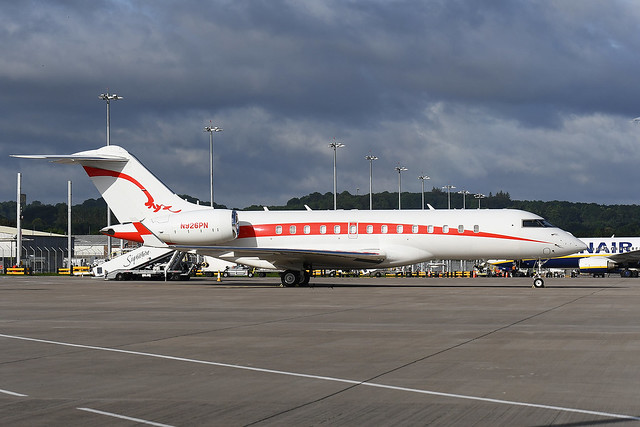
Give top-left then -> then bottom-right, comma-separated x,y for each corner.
199,256 -> 237,277
93,246 -> 196,281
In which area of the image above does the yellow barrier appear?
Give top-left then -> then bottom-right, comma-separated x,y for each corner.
7,267 -> 29,275
58,266 -> 92,276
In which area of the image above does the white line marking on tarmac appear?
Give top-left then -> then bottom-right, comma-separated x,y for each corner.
78,407 -> 176,427
2,333 -> 639,422
0,388 -> 27,397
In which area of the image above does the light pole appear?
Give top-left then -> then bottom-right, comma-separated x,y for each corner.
67,180 -> 72,270
99,91 -> 122,259
204,123 -> 223,207
474,193 -> 486,208
365,155 -> 378,210
395,166 -> 408,210
98,92 -> 123,147
442,185 -> 456,209
458,190 -> 470,209
329,140 -> 345,210
417,175 -> 430,210
16,173 -> 22,266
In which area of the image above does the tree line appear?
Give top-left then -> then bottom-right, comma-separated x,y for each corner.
2,189 -> 639,238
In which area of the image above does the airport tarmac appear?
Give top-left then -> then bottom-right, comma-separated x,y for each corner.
0,275 -> 639,426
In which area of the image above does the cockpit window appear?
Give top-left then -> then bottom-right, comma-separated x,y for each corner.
522,219 -> 555,228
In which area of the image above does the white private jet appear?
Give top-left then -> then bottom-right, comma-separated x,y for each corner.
13,145 -> 586,288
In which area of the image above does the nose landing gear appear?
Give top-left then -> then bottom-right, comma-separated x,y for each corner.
532,258 -> 545,288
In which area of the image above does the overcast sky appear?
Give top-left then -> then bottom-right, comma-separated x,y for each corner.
4,0 -> 640,209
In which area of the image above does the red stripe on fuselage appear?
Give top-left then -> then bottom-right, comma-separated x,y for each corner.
237,222 -> 547,244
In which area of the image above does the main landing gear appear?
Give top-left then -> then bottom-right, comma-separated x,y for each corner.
280,269 -> 311,287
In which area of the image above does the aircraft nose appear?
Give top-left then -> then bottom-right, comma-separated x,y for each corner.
562,233 -> 587,252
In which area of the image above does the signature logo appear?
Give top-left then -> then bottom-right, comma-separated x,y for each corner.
123,249 -> 151,268
83,166 -> 181,213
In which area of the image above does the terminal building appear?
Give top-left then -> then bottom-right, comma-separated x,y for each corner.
0,226 -> 70,273
0,225 -> 140,274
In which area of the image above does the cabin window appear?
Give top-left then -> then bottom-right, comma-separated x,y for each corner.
522,219 -> 554,228
458,225 -> 464,233
443,225 -> 449,233
320,225 -> 327,234
366,225 -> 373,234
427,225 -> 434,234
275,225 -> 282,235
381,225 -> 388,234
412,225 -> 419,234
397,225 -> 404,234
304,225 -> 310,234
473,225 -> 480,233
334,225 -> 341,234
289,225 -> 296,234
350,224 -> 357,234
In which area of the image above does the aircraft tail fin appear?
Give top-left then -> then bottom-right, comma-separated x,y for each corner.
12,145 -> 198,223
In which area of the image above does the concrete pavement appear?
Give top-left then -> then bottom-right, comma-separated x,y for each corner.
1,275 -> 639,426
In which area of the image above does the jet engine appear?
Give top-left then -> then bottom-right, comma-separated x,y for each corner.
149,208 -> 239,245
578,257 -> 615,275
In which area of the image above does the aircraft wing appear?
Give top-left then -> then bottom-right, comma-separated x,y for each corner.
170,245 -> 386,270
607,249 -> 640,265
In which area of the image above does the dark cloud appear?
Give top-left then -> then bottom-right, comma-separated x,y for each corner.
3,0 -> 640,210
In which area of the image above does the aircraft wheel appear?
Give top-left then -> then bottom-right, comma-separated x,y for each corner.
300,271 -> 311,286
533,277 -> 545,288
281,270 -> 299,287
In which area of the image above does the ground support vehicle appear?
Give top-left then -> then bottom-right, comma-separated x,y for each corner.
93,247 -> 197,281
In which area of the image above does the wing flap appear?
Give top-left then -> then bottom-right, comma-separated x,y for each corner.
171,245 -> 386,269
